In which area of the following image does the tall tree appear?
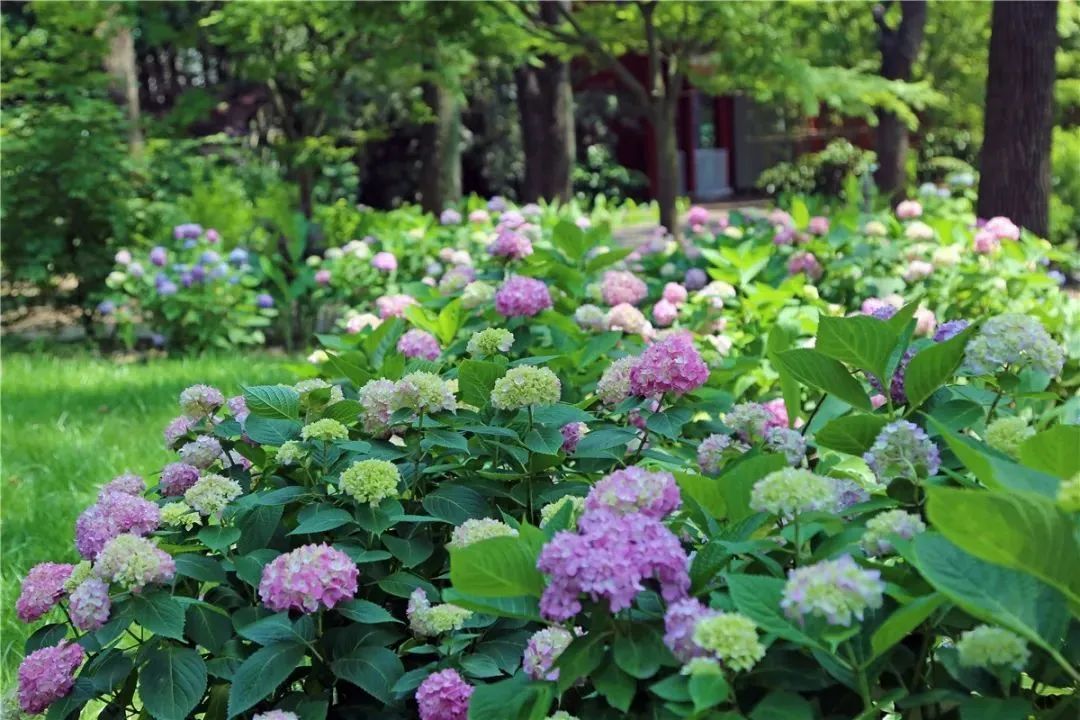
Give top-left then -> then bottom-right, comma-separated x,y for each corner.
977,0 -> 1059,237
516,0 -> 575,203
103,5 -> 143,154
873,1 -> 927,198
418,80 -> 463,213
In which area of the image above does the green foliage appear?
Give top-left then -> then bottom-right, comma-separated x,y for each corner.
758,140 -> 877,197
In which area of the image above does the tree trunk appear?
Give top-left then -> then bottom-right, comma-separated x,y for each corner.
874,1 -> 927,199
418,81 -> 462,214
977,0 -> 1058,237
104,16 -> 143,154
517,0 -> 576,203
653,102 -> 680,238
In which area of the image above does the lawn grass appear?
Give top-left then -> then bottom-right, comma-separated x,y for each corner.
0,349 -> 296,687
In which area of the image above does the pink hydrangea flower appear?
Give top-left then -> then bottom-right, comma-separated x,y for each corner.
468,209 -> 490,224
788,252 -> 823,281
607,303 -> 653,337
984,216 -> 1020,241
664,598 -> 718,662
160,462 -> 201,497
397,329 -> 440,360
69,578 -> 111,631
17,641 -> 85,714
494,276 -> 552,317
763,398 -> 790,431
376,294 -> 417,319
537,509 -> 690,621
258,543 -> 359,613
903,260 -> 934,283
488,225 -> 533,260
372,252 -> 398,272
601,270 -> 648,306
163,415 -> 197,448
896,200 -> 923,219
914,307 -> 937,337
973,229 -> 1000,254
585,466 -> 681,519
807,216 -> 830,235
75,491 -> 161,560
662,282 -> 688,306
16,563 -> 74,622
416,669 -> 473,720
179,384 -> 225,418
686,206 -> 710,228
315,269 -> 331,285
227,395 -> 250,422
652,299 -> 678,327
628,332 -> 708,397
100,473 -> 145,498
560,422 -> 588,453
769,209 -> 794,228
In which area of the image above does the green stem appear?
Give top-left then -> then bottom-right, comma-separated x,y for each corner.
986,385 -> 1005,423
792,514 -> 802,567
846,645 -> 873,713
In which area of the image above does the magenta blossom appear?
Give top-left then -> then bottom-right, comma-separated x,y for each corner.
258,543 -> 359,613
494,276 -> 552,317
628,332 -> 708,397
397,329 -> 441,360
372,252 -> 398,272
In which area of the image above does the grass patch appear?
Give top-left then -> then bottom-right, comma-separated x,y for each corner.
0,350 -> 295,687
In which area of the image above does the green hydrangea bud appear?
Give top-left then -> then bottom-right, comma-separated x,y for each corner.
340,459 -> 400,506
467,328 -> 515,358
300,418 -> 349,442
984,416 -> 1034,457
276,440 -> 306,465
692,612 -> 766,672
394,372 -> 457,414
447,518 -> 518,549
490,366 -> 561,410
160,501 -> 202,530
407,588 -> 472,636
957,625 -> 1030,671
750,468 -> 836,518
184,473 -> 242,518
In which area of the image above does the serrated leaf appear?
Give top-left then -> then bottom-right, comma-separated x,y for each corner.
139,645 -> 207,720
774,349 -> 871,410
331,647 -> 404,704
243,385 -> 300,420
227,642 -> 307,717
814,414 -> 888,455
422,485 -> 488,525
903,325 -> 975,408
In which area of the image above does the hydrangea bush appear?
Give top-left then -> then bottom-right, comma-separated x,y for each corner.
12,202 -> 1079,719
98,224 -> 275,351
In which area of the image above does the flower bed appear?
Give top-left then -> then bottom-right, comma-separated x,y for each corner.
17,194 -> 1080,719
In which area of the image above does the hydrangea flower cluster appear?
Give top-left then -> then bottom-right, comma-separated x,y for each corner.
601,270 -> 648,306
17,641 -> 85,714
461,281 -> 494,309
585,466 -> 681,519
788,252 -> 823,280
537,509 -> 689,621
397,329 -> 441,360
628,332 -> 708,397
861,509 -> 926,556
407,588 -> 473,636
724,402 -> 779,442
16,562 -> 74,622
864,420 -> 940,485
606,302 -> 652,336
750,468 -> 836,518
93,534 -> 176,592
75,488 -> 161,560
467,327 -> 514,357
652,299 -> 678,326
101,472 -> 146,496
488,224 -> 534,260
523,626 -> 575,681
184,473 -> 242,517
258,543 -> 359,613
697,434 -> 747,475
574,303 -> 607,331
179,384 -> 225,418
164,414 -> 197,448
663,598 -> 718,662
160,501 -> 202,530
300,418 -> 349,442
178,435 -> 223,468
447,518 -> 518,549
692,612 -> 766,672
494,275 -> 552,317
415,669 -> 473,720
394,371 -> 457,414
339,459 -> 400,505
376,293 -> 417,319
833,479 -> 872,513
963,314 -> 1064,377
984,416 -> 1034,457
956,625 -> 1030,671
560,421 -> 588,453
596,355 -> 638,405
766,427 -> 807,465
490,366 -> 561,410
781,555 -> 884,626
69,577 -> 111,631
539,495 -> 586,529
160,462 -> 201,496
358,378 -> 397,436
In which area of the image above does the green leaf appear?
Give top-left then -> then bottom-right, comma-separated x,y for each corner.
436,299 -> 465,345
926,417 -> 1059,497
174,554 -> 227,584
198,526 -> 241,553
718,453 -> 789,522
422,485 -> 489,525
331,647 -> 404,705
458,359 -> 504,408
531,403 -> 594,426
689,673 -> 730,712
673,471 -> 727,519
422,428 -> 470,453
910,533 -> 1070,653
1019,424 -> 1080,479
381,534 -> 433,568
132,592 -> 186,641
139,645 -> 207,720
450,536 -> 545,598
227,642 -> 307,718
467,673 -> 553,720
186,604 -> 232,654
593,661 -> 635,712
649,673 -> 691,702
243,385 -> 300,420
555,632 -> 608,693
441,589 -> 542,622
552,218 -> 588,261
814,414 -> 888,455
903,325 -> 975,408
646,408 -> 693,439
767,324 -> 803,425
774,349 -> 871,410
236,613 -> 306,646
816,314 -> 898,381
244,416 -> 302,446
870,593 -> 946,661
522,425 -> 565,455
613,623 -> 669,679
573,426 -> 638,458
321,400 -> 364,425
336,599 -> 401,624
750,690 -> 815,720
958,698 -> 1032,720
727,574 -> 826,652
289,505 -> 353,535
926,487 -> 1080,607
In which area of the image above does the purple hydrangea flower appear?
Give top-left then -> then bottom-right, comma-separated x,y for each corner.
256,293 -> 274,309
16,563 -> 74,622
487,196 -> 508,212
227,395 -> 250,423
560,422 -> 588,453
149,247 -> 168,267
17,641 -> 85,714
397,329 -> 441,360
494,276 -> 552,318
585,466 -> 681,519
488,225 -> 533,260
523,627 -> 575,681
69,578 -> 111,631
933,319 -> 970,342
173,223 -> 203,240
258,543 -> 359,613
100,473 -> 146,497
664,597 -> 718,662
416,669 -> 473,720
159,463 -> 201,497
75,492 -> 161,560
164,415 -> 197,448
685,268 -> 708,290
372,252 -> 398,272
96,300 -> 116,315
440,208 -> 462,225
601,270 -> 648,306
537,509 -> 690,621
628,332 -> 708,397
864,420 -> 940,485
